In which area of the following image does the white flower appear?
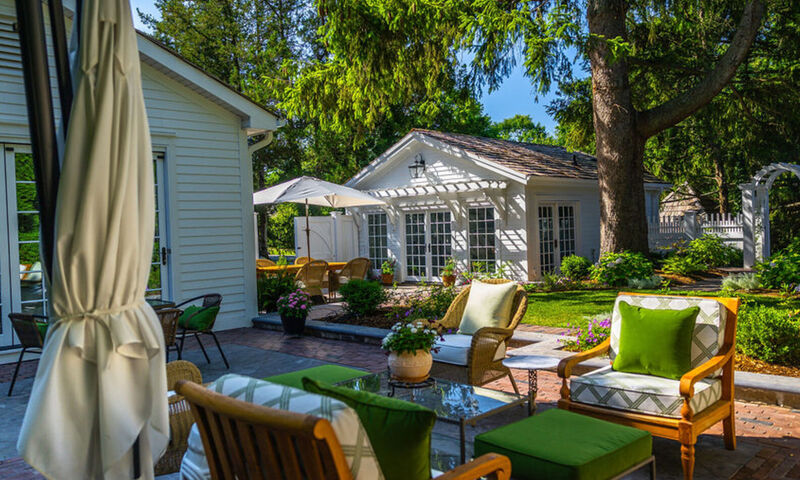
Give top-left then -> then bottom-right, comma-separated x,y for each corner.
410,327 -> 418,333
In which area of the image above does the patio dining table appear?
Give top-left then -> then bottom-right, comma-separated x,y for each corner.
258,262 -> 349,300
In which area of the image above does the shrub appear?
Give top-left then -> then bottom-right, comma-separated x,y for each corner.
561,314 -> 612,352
590,251 -> 654,286
756,237 -> 800,290
560,255 -> 592,280
258,270 -> 296,312
339,279 -> 387,317
627,275 -> 664,289
685,234 -> 742,268
661,254 -> 706,276
540,273 -> 582,292
721,273 -> 761,292
737,305 -> 800,366
387,283 -> 458,323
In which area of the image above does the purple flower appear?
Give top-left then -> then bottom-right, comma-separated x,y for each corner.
300,304 -> 307,310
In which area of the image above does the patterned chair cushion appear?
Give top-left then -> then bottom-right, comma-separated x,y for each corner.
570,366 -> 722,418
180,374 -> 384,480
610,294 -> 727,377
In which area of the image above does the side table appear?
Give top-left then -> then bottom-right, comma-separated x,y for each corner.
502,355 -> 560,415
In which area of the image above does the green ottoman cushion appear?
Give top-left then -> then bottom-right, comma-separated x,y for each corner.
264,364 -> 367,390
474,409 -> 652,480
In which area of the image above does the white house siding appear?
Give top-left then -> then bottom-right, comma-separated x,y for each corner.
353,143 -> 529,282
0,1 -> 258,330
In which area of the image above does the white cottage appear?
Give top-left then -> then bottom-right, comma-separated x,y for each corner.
346,129 -> 668,282
0,1 -> 281,355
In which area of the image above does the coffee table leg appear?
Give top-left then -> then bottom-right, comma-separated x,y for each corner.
528,369 -> 538,415
459,418 -> 467,464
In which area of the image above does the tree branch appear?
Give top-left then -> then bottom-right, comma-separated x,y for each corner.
637,1 -> 765,138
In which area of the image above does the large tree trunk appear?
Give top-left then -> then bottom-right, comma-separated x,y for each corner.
588,0 -> 649,253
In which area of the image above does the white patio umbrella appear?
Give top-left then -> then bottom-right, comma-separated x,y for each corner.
253,176 -> 386,257
18,1 -> 168,479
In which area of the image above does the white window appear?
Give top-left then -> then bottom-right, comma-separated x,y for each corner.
367,212 -> 388,270
468,207 -> 496,272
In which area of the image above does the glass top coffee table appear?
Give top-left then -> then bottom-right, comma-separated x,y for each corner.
337,371 -> 527,463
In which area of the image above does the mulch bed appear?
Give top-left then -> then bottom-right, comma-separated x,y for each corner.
735,354 -> 800,378
322,307 -> 400,330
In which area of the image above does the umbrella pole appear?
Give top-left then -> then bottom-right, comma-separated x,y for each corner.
14,0 -> 61,280
305,199 -> 311,258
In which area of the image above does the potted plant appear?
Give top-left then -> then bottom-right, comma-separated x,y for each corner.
441,257 -> 457,286
380,259 -> 396,285
381,320 -> 442,383
277,289 -> 311,336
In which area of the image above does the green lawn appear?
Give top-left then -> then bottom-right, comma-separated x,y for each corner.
524,289 -> 798,329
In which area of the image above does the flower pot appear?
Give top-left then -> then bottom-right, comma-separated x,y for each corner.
381,273 -> 394,285
441,274 -> 456,287
280,312 -> 307,336
388,350 -> 433,383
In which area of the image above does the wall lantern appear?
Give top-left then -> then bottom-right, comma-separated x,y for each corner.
408,154 -> 426,179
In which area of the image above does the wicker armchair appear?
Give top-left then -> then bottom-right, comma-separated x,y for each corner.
294,256 -> 314,265
176,379 -> 512,480
157,308 -> 182,362
432,279 -> 527,392
329,257 -> 370,299
154,360 -> 203,475
295,259 -> 329,299
256,258 -> 276,268
7,313 -> 48,396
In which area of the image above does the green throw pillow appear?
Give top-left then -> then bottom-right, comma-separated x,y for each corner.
35,321 -> 48,340
612,301 -> 699,380
178,305 -> 220,331
302,378 -> 436,480
457,280 -> 518,335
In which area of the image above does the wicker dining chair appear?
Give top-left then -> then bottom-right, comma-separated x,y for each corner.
432,279 -> 527,392
295,260 -> 329,300
256,258 -> 276,268
154,360 -> 203,475
176,294 -> 229,369
175,379 -> 512,480
7,313 -> 48,396
294,256 -> 313,265
157,308 -> 183,362
328,257 -> 371,300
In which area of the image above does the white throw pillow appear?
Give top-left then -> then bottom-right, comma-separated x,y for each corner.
457,280 -> 518,335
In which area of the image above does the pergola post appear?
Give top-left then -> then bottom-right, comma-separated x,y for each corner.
740,183 -> 756,268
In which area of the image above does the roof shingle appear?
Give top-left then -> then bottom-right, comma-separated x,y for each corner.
412,129 -> 665,183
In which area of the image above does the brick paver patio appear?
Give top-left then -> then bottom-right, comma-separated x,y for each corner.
1,326 -> 798,479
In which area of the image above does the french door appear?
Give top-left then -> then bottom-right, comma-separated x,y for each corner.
404,211 -> 452,281
538,203 -> 577,274
148,151 -> 171,299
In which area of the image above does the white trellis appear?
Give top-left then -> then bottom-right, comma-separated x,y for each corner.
739,163 -> 800,267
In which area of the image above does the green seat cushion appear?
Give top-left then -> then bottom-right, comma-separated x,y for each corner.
264,365 -> 367,390
178,305 -> 220,331
35,321 -> 48,340
303,378 -> 436,480
474,409 -> 652,480
613,301 -> 699,380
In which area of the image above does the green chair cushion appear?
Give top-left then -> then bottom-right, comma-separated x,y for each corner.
264,365 -> 367,390
474,409 -> 652,480
35,321 -> 48,340
303,378 -> 436,480
613,301 -> 699,380
178,305 -> 220,331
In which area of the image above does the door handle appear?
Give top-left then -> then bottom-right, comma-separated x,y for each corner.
161,247 -> 168,266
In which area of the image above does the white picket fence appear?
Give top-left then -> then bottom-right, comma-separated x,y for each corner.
648,213 -> 744,250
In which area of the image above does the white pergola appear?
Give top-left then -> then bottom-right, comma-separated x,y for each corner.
740,163 -> 800,267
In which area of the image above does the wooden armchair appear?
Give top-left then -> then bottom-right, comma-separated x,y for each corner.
295,259 -> 329,299
175,379 -> 512,480
432,279 -> 527,393
154,360 -> 203,475
557,293 -> 740,480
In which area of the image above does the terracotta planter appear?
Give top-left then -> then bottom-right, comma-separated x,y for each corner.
388,350 -> 433,383
441,274 -> 456,287
381,273 -> 395,285
280,312 -> 307,336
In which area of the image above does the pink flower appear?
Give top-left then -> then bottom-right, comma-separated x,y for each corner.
300,305 -> 307,310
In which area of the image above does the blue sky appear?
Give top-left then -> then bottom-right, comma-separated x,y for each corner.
130,0 -> 560,132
